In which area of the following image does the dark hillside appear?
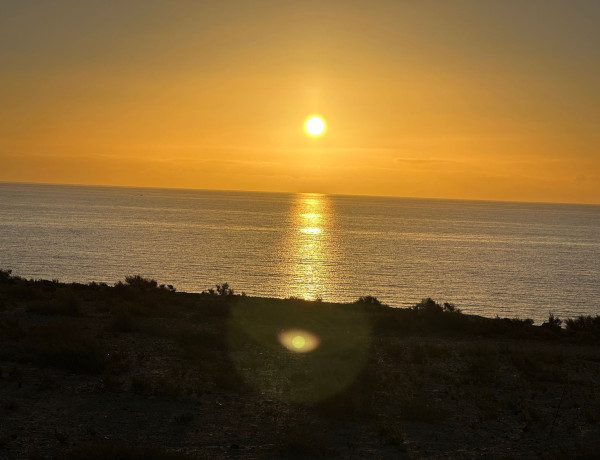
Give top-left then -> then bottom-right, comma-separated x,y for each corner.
1,271 -> 600,459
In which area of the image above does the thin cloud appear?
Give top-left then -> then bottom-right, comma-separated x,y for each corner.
393,157 -> 462,165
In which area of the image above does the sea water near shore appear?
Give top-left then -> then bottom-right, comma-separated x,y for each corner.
1,182 -> 599,322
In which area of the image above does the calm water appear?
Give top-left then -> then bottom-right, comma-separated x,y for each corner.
1,182 -> 599,323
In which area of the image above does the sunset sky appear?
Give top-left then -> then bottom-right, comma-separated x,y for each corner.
1,1 -> 599,204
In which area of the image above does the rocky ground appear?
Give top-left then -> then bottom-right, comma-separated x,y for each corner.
1,273 -> 600,459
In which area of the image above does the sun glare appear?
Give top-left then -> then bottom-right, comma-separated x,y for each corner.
305,116 -> 325,136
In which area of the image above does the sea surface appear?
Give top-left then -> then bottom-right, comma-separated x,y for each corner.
1,182 -> 599,323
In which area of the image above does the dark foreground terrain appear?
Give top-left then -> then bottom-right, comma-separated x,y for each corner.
1,271 -> 600,459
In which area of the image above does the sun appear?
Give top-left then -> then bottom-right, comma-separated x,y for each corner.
305,115 -> 326,136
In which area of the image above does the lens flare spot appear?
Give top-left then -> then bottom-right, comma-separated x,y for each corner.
278,329 -> 320,353
292,335 -> 306,349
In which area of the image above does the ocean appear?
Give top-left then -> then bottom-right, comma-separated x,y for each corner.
1,182 -> 599,323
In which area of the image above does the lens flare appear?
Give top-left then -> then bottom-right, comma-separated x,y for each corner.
278,328 -> 320,353
292,335 -> 306,349
228,298 -> 372,403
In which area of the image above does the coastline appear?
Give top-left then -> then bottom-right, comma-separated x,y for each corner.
1,272 -> 600,458
3,181 -> 599,323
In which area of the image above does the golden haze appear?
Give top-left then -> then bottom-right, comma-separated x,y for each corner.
0,2 -> 599,204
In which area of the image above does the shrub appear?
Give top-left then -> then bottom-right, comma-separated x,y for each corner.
541,312 -> 562,331
112,276 -> 178,314
115,275 -> 176,294
87,281 -> 109,289
0,269 -> 15,284
442,302 -> 461,313
410,298 -> 462,315
564,315 -> 600,337
202,282 -> 235,296
159,284 -> 176,292
355,295 -> 383,306
123,275 -> 158,290
412,298 -> 443,314
502,317 -> 534,327
216,282 -> 234,296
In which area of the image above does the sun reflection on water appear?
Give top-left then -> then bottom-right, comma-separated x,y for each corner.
283,193 -> 335,301
300,227 -> 322,235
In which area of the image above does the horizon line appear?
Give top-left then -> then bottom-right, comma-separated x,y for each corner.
1,179 -> 599,207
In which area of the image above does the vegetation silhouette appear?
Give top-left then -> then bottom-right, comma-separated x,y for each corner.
2,270 -> 600,458
202,282 -> 235,296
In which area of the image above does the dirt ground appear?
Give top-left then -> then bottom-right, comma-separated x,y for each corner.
1,276 -> 600,459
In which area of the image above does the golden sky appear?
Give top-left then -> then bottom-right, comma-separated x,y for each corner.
1,1 -> 599,203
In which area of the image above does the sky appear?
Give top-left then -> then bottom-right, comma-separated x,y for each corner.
1,0 -> 599,204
